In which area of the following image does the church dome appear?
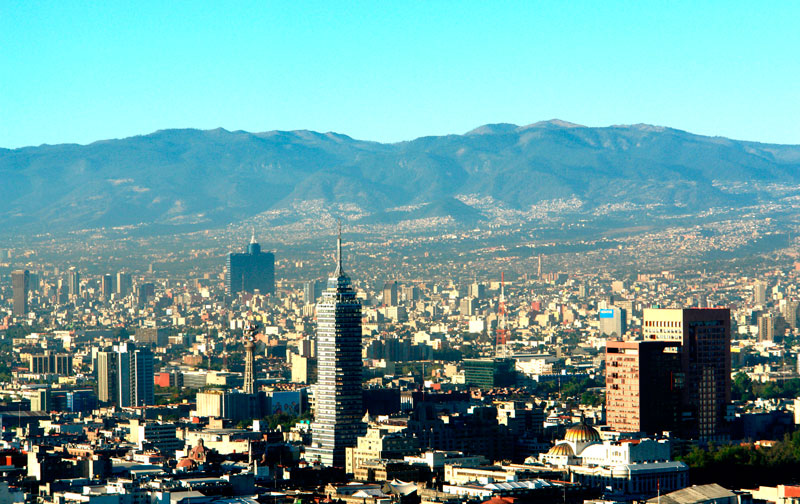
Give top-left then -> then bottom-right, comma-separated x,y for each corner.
547,442 -> 574,456
564,422 -> 601,443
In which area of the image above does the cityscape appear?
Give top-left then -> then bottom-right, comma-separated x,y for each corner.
3,3 -> 800,504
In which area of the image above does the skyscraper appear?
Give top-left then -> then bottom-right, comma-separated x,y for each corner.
66,268 -> 80,298
116,272 -> 133,297
133,347 -> 155,406
307,229 -> 364,468
113,343 -> 154,407
606,340 -> 682,434
382,281 -> 398,306
753,280 -> 767,305
758,312 -> 775,343
227,231 -> 275,295
598,306 -> 627,337
304,279 -> 323,305
136,282 -> 155,306
101,274 -> 114,301
97,351 -> 117,404
639,308 -> 731,440
11,269 -> 29,317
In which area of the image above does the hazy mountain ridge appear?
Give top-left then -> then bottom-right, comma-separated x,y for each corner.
2,120 -> 800,233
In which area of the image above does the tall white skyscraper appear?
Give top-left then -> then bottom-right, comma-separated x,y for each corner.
306,229 -> 364,468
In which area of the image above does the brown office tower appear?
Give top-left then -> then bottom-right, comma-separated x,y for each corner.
606,340 -> 682,434
642,308 -> 731,441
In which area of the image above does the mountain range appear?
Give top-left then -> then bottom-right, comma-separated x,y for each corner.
3,120 -> 800,233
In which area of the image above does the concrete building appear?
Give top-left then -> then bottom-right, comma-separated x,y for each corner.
345,424 -> 418,474
758,312 -> 775,343
29,351 -> 73,375
383,281 -> 398,307
129,420 -> 183,455
599,306 -> 627,337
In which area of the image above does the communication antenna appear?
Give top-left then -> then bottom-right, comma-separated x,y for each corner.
496,272 -> 508,358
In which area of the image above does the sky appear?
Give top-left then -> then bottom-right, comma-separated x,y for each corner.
2,1 -> 799,148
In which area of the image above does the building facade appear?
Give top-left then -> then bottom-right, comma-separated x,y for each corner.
606,340 -> 682,434
641,308 -> 732,440
307,231 -> 364,468
113,343 -> 154,407
226,232 -> 275,295
11,269 -> 29,317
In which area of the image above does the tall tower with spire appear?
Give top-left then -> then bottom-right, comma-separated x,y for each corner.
307,225 -> 364,468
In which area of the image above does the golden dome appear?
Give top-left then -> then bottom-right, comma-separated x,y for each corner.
547,443 -> 574,456
564,422 -> 601,443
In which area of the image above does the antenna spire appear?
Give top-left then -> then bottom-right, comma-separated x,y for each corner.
334,220 -> 344,277
250,227 -> 256,244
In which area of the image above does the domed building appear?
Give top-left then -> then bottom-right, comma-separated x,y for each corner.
538,417 -> 602,467
528,418 -> 688,501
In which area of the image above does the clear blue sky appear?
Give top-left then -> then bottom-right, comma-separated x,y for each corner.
2,1 -> 799,148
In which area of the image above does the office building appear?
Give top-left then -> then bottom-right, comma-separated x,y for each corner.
129,420 -> 183,455
758,313 -> 775,343
133,347 -> 155,406
226,232 -> 275,295
66,268 -> 80,298
346,425 -> 419,475
468,282 -> 486,299
196,389 -> 262,421
598,306 -> 627,337
134,327 -> 168,346
11,269 -> 29,317
402,285 -> 419,302
29,351 -> 73,375
606,340 -> 682,434
460,297 -> 477,316
30,388 -> 52,412
753,281 -> 767,305
383,281 -> 398,306
464,358 -> 516,389
136,282 -> 155,306
97,351 -> 117,403
291,355 -> 317,384
307,231 -> 365,468
66,390 -> 97,413
113,343 -> 154,407
101,274 -> 113,301
641,308 -> 731,440
780,300 -> 798,330
116,272 -> 132,297
304,279 -> 324,305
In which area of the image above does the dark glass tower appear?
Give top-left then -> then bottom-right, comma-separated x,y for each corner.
307,229 -> 364,468
11,269 -> 29,317
227,231 -> 275,295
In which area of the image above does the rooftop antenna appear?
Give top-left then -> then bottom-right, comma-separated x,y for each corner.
334,220 -> 344,277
